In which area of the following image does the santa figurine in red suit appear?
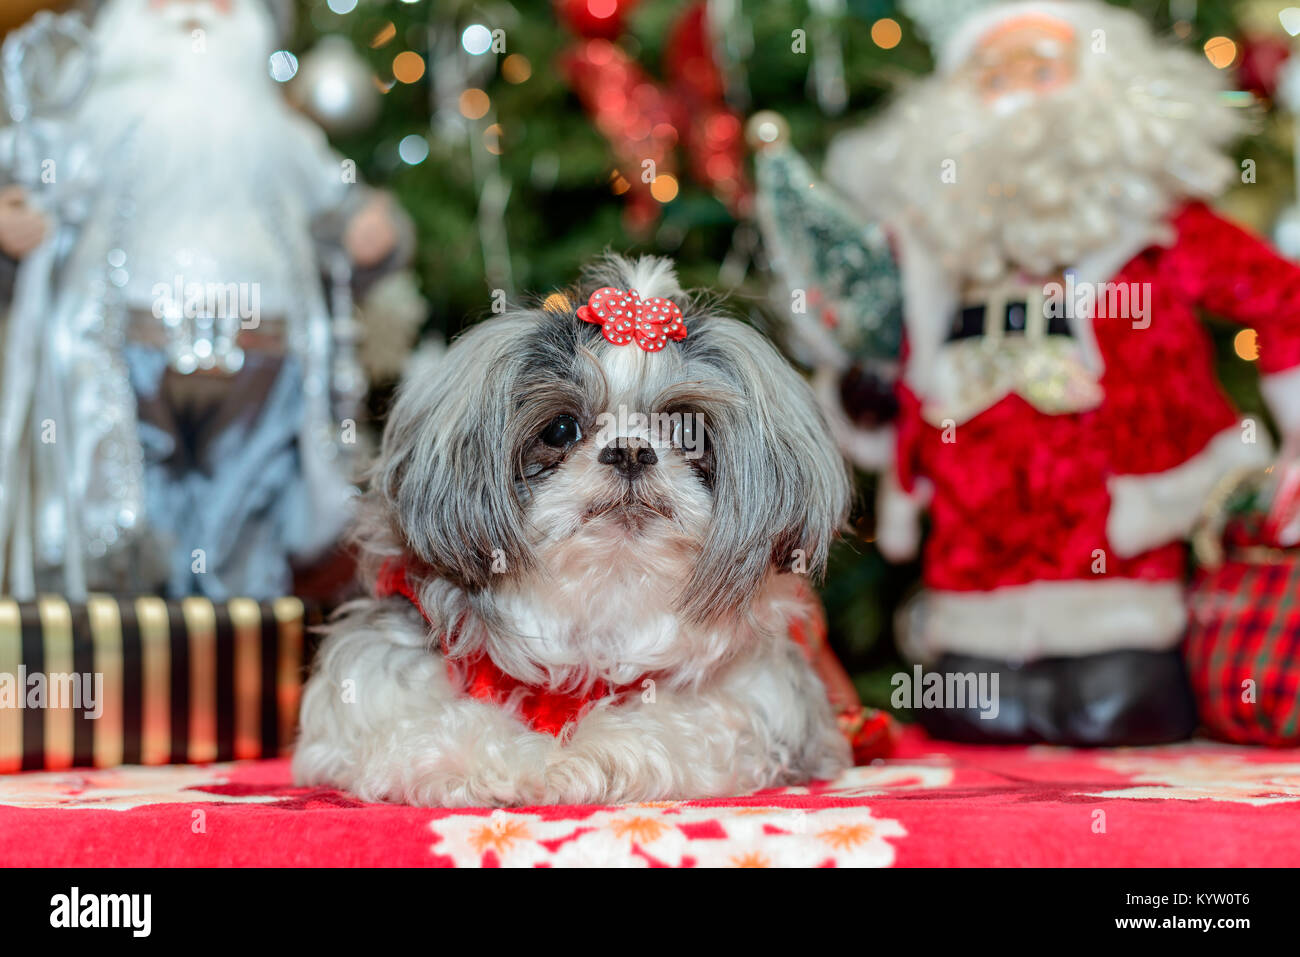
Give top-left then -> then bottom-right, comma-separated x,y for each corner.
806,0 -> 1300,745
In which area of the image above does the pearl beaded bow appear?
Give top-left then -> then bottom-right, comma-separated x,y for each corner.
577,286 -> 687,352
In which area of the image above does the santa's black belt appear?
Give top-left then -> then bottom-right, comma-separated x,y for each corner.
948,301 -> 1072,341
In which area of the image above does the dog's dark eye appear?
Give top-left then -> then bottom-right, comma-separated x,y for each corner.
674,415 -> 699,448
667,410 -> 714,487
669,411 -> 707,450
540,415 -> 581,448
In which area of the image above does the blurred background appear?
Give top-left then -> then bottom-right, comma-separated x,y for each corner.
4,0 -> 1298,711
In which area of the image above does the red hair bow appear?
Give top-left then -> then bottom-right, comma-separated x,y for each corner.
577,286 -> 687,352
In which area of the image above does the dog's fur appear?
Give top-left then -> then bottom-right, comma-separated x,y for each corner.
293,256 -> 853,806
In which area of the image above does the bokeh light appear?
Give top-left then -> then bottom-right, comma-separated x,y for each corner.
650,174 -> 679,203
871,18 -> 902,49
502,54 -> 532,84
459,88 -> 491,120
462,24 -> 493,56
398,134 -> 430,165
1234,328 -> 1259,361
268,50 -> 298,83
393,51 -> 426,84
1204,36 -> 1237,69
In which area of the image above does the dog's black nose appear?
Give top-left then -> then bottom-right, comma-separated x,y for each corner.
598,439 -> 657,479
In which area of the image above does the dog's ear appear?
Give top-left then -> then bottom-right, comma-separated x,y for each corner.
678,318 -> 851,624
373,318 -> 534,590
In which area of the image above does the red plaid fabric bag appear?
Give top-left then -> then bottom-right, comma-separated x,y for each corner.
1185,472 -> 1300,746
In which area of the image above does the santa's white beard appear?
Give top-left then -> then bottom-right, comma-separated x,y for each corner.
831,48 -> 1240,283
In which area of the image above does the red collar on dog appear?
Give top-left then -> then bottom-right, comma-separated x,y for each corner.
376,560 -> 645,736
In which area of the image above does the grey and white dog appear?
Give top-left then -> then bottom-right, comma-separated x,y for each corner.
294,255 -> 852,806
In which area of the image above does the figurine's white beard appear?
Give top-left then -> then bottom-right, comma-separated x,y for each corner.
837,50 -> 1239,283
71,1 -> 307,316
82,0 -> 286,194
92,0 -> 273,86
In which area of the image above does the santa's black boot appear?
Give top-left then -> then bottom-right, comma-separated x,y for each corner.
915,649 -> 1198,746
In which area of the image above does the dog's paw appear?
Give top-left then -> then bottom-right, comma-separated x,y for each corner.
344,734 -> 552,808
540,746 -> 665,806
399,767 -> 546,808
541,749 -> 615,805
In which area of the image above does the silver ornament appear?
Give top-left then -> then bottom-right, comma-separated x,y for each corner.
288,35 -> 379,137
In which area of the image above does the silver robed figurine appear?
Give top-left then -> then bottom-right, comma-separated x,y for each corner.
0,11 -> 100,600
0,9 -> 366,601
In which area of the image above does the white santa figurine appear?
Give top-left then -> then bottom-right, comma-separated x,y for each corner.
0,0 -> 408,600
817,0 -> 1300,744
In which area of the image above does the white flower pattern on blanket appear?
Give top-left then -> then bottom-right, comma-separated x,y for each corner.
0,764 -> 277,810
1086,753 -> 1300,806
429,804 -> 907,867
772,761 -> 954,797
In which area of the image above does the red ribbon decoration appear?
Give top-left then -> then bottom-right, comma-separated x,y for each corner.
559,38 -> 679,234
663,2 -> 751,217
556,0 -> 751,231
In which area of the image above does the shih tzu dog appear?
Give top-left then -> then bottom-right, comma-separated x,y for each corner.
294,255 -> 853,807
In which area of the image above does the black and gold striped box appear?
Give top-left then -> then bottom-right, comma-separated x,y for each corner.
0,595 -> 316,772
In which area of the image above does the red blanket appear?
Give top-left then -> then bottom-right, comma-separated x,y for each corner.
3,727 -> 1298,867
